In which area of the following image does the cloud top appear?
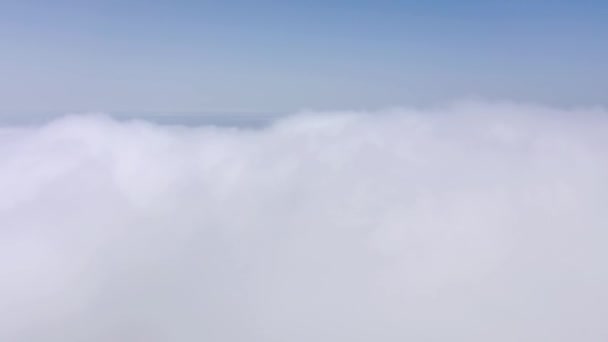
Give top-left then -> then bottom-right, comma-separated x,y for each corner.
1,103 -> 608,341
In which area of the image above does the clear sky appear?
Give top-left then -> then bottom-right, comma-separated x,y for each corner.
1,0 -> 607,113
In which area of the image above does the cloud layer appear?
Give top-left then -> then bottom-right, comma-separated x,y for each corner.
1,102 -> 608,341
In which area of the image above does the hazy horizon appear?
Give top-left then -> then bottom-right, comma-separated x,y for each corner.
2,1 -> 608,113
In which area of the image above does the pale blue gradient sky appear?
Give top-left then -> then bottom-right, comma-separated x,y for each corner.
1,1 -> 607,113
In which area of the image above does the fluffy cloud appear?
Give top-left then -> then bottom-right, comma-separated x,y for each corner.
1,102 -> 608,341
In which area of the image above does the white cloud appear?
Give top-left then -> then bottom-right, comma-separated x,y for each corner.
1,102 -> 608,341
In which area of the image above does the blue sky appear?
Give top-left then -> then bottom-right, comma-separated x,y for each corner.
1,1 -> 607,113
